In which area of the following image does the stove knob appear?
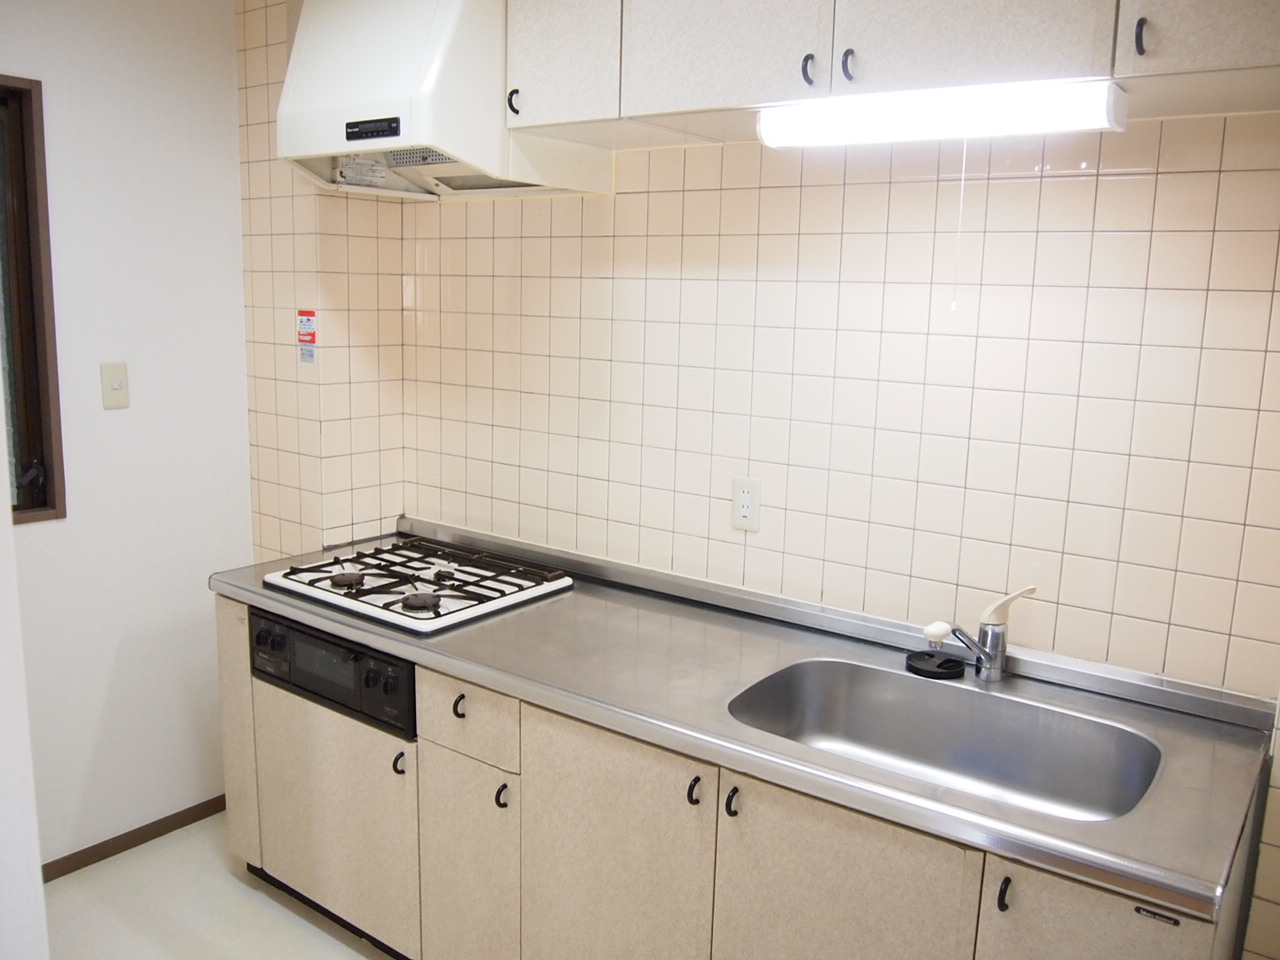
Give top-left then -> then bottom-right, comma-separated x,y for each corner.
382,675 -> 399,696
268,633 -> 286,652
254,629 -> 272,648
364,669 -> 381,689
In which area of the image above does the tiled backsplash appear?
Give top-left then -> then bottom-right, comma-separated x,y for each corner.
399,118 -> 1280,701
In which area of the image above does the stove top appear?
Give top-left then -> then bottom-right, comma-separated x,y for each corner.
263,536 -> 573,634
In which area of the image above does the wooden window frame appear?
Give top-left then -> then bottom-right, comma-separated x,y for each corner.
1,74 -> 64,522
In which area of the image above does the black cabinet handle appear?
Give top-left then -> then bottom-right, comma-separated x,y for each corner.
687,776 -> 701,805
1135,16 -> 1148,56
725,785 -> 740,817
495,783 -> 509,808
841,48 -> 855,81
997,875 -> 1012,912
800,53 -> 816,86
452,693 -> 466,718
392,751 -> 406,775
507,88 -> 520,114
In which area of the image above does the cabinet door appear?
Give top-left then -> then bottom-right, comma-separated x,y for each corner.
520,705 -> 719,960
974,856 -> 1213,960
419,741 -> 518,960
253,680 -> 421,960
506,0 -> 621,126
621,0 -> 836,116
1114,0 -> 1280,76
712,772 -> 982,960
830,0 -> 1116,94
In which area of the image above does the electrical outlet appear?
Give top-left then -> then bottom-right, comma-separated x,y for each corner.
731,477 -> 761,532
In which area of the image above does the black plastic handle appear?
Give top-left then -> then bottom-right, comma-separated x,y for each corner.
841,48 -> 855,81
997,876 -> 1012,912
495,783 -> 509,808
507,88 -> 520,114
725,785 -> 740,817
392,751 -> 406,775
1135,16 -> 1148,56
800,53 -> 816,86
687,776 -> 701,805
452,693 -> 466,719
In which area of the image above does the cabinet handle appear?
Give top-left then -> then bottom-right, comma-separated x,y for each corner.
452,693 -> 466,718
841,48 -> 855,81
687,775 -> 701,805
997,875 -> 1012,911
1134,17 -> 1148,56
507,88 -> 520,115
392,751 -> 406,775
725,785 -> 740,817
495,783 -> 509,808
800,53 -> 816,86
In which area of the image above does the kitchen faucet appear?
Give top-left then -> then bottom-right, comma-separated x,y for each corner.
922,586 -> 1037,683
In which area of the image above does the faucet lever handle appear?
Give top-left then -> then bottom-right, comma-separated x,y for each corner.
980,586 -> 1037,627
923,621 -> 955,650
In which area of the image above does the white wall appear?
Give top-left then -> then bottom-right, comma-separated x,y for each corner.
0,0 -> 251,859
0,428 -> 49,959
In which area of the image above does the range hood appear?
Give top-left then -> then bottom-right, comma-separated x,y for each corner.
277,0 -> 612,199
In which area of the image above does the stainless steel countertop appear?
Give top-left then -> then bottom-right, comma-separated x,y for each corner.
210,525 -> 1273,922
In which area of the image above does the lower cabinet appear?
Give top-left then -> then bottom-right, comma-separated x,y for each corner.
418,740 -> 519,960
520,705 -> 720,960
974,856 -> 1214,960
712,772 -> 984,960
252,679 -> 422,960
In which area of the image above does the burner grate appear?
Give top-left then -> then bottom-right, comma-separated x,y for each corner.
265,537 -> 573,634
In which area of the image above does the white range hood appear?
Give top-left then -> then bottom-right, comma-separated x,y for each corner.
277,0 -> 612,199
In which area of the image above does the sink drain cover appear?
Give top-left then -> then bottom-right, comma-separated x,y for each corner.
905,650 -> 967,680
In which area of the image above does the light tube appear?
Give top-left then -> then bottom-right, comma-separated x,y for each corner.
757,79 -> 1126,147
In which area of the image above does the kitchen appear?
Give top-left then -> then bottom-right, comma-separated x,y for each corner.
3,0 -> 1280,957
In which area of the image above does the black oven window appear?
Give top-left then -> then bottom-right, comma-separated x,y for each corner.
0,75 -> 64,521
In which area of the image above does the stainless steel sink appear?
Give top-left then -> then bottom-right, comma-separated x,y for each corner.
728,659 -> 1161,822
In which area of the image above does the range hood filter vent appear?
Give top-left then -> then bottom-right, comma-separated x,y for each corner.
389,146 -> 458,168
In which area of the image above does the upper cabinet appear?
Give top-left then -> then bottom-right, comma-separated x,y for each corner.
831,0 -> 1117,93
506,0 -> 622,126
620,0 -> 837,115
1113,0 -> 1280,76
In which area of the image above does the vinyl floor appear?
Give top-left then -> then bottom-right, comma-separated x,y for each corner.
43,813 -> 387,960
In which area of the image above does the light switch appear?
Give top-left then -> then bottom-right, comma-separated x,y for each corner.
100,362 -> 129,410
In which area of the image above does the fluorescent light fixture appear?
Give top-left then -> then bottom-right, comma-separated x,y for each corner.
757,79 -> 1126,147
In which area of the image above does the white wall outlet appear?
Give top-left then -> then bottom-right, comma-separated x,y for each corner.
100,362 -> 130,410
731,476 -> 761,532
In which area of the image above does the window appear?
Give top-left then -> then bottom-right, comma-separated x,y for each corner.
0,75 -> 63,521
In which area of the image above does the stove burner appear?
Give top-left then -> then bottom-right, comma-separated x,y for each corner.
430,569 -> 455,584
330,571 -> 365,589
401,592 -> 443,612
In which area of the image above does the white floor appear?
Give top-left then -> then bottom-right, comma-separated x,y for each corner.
43,813 -> 389,960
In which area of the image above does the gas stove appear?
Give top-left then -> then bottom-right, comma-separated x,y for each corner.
263,536 -> 573,634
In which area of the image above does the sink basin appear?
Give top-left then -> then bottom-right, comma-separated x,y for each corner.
728,659 -> 1161,822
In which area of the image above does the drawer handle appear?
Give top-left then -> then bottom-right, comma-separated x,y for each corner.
452,693 -> 466,719
800,53 -> 815,86
507,88 -> 520,115
1134,16 -> 1148,56
495,783 -> 509,809
687,775 -> 701,805
725,785 -> 740,817
392,751 -> 406,776
841,48 -> 855,81
997,875 -> 1012,912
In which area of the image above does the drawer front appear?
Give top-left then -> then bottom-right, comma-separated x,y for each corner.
416,667 -> 520,772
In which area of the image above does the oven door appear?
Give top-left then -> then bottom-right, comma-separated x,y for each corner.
288,632 -> 363,712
